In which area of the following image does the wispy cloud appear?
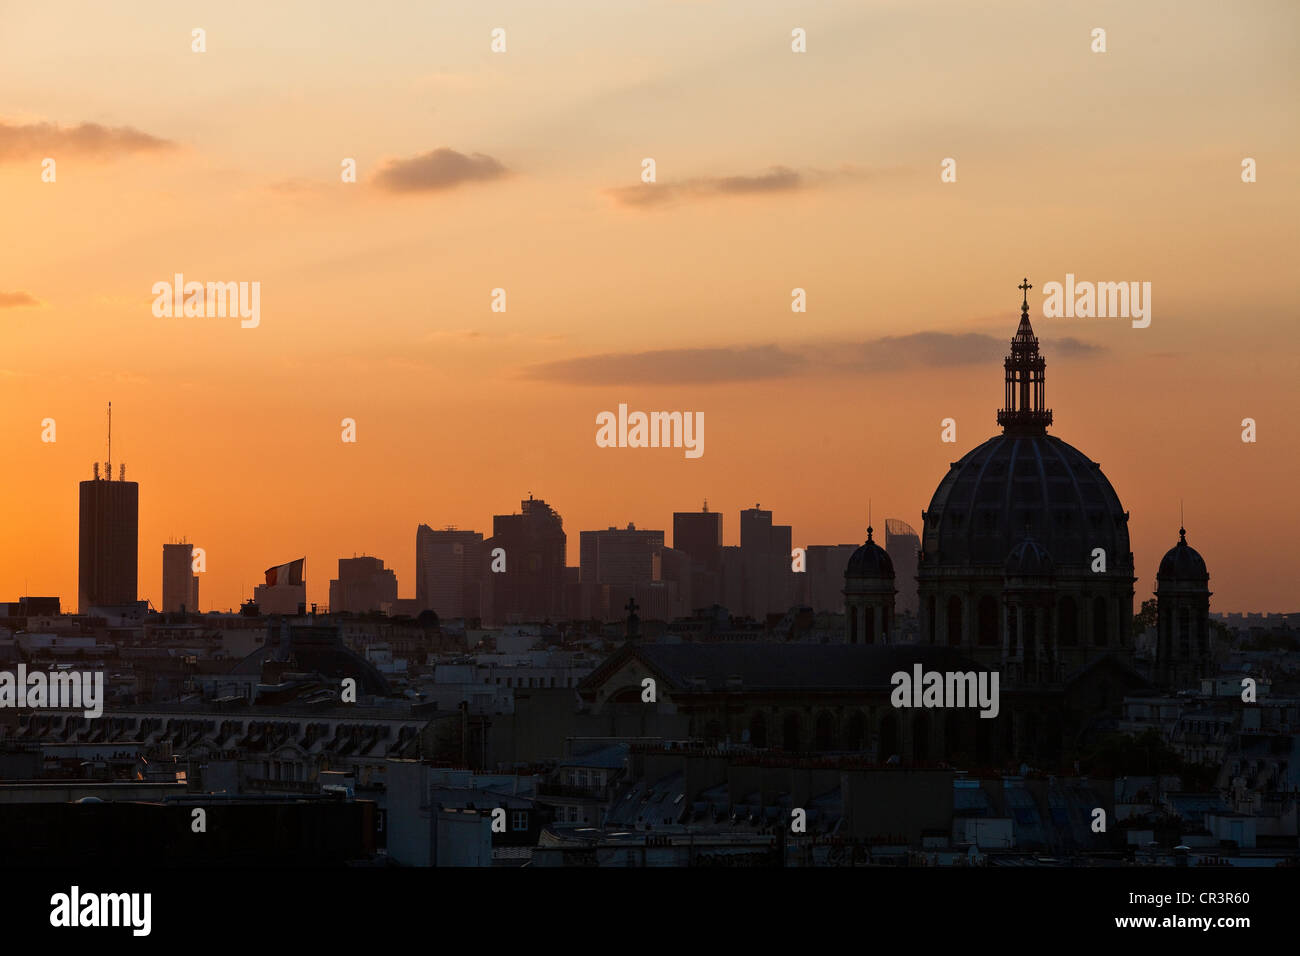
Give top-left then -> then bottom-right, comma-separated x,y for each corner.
605,163 -> 879,208
0,120 -> 174,162
0,291 -> 42,308
522,332 -> 1107,385
371,147 -> 508,194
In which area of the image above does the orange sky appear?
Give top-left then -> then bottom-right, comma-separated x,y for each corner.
1,0 -> 1297,612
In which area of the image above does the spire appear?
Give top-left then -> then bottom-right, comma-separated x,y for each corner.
997,277 -> 1053,435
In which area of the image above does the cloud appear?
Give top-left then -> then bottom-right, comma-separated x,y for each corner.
0,121 -> 174,162
524,345 -> 802,385
522,332 -> 1107,385
371,148 -> 508,193
0,291 -> 41,308
1052,336 -> 1107,356
606,165 -> 805,208
604,164 -> 888,208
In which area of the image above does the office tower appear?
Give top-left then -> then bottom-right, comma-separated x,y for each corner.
719,546 -> 744,615
162,541 -> 200,613
673,503 -> 722,610
803,544 -> 859,612
328,556 -> 399,614
884,519 -> 920,615
579,523 -> 667,621
483,495 -> 567,625
415,525 -> 484,619
78,405 -> 138,612
740,505 -> 794,618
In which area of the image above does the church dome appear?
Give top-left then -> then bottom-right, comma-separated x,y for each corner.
920,282 -> 1131,573
1157,528 -> 1208,582
846,527 -> 894,579
923,433 -> 1130,570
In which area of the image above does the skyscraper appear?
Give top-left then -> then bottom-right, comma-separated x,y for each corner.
673,503 -> 722,610
483,495 -> 567,625
329,556 -> 399,614
884,519 -> 920,616
579,523 -> 667,620
740,505 -> 794,617
415,525 -> 484,619
78,406 -> 138,612
162,541 -> 200,613
803,543 -> 859,612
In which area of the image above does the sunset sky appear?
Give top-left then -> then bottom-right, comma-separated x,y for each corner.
1,0 -> 1297,613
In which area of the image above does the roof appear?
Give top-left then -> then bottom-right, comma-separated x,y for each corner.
1157,529 -> 1209,583
560,743 -> 628,769
583,642 -> 985,694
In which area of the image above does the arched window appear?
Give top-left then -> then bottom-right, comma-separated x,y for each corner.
944,711 -> 966,757
879,713 -> 899,761
1093,596 -> 1108,647
864,607 -> 875,644
913,712 -> 930,763
848,606 -> 857,645
814,712 -> 835,751
782,712 -> 800,752
927,596 -> 936,644
846,711 -> 867,751
1058,596 -> 1078,647
978,595 -> 999,646
947,596 -> 963,646
1024,608 -> 1037,662
1178,607 -> 1191,656
748,712 -> 767,748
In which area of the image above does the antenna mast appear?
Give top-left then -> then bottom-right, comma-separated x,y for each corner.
107,402 -> 112,480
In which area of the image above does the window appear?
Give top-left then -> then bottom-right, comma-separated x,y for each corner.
1058,597 -> 1078,647
947,596 -> 963,646
1093,596 -> 1108,647
977,595 -> 999,646
511,810 -> 528,831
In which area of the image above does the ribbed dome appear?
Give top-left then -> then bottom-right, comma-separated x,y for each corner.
846,527 -> 894,579
921,433 -> 1131,570
1157,529 -> 1208,582
1006,535 -> 1053,576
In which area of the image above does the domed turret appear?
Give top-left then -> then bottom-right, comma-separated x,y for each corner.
1155,526 -> 1212,688
1157,528 -> 1208,582
843,527 -> 895,645
846,526 -> 894,579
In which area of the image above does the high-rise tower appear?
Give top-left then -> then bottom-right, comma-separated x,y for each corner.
79,403 -> 139,611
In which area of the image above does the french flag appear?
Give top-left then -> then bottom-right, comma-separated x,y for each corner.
264,558 -> 305,587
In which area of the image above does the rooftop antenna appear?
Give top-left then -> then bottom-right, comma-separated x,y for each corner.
106,402 -> 112,480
